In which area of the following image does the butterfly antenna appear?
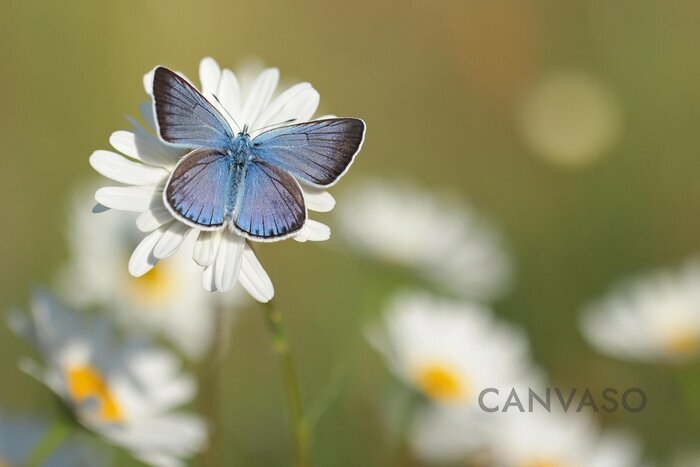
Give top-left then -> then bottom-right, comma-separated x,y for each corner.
211,94 -> 242,132
252,118 -> 297,133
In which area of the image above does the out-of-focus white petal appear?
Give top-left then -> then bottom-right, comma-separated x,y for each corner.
129,229 -> 164,276
95,186 -> 159,212
136,207 -> 173,232
199,57 -> 221,96
143,69 -> 155,95
303,188 -> 335,212
240,68 -> 279,127
253,82 -> 312,130
218,69 -> 241,121
193,231 -> 221,267
239,245 -> 274,302
153,223 -> 191,259
140,101 -> 157,131
214,235 -> 245,291
295,220 -> 330,243
90,150 -> 168,185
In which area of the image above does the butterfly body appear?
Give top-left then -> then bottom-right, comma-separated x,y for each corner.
152,66 -> 365,241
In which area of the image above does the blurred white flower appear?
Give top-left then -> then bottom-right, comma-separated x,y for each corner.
9,294 -> 206,467
338,180 -> 513,300
518,71 -> 622,168
0,409 -> 107,467
91,57 -> 339,300
58,186 -> 241,360
580,261 -> 700,363
488,409 -> 648,467
368,291 -> 533,462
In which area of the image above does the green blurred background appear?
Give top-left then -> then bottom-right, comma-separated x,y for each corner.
2,0 -> 700,465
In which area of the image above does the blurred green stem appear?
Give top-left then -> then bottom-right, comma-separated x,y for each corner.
200,304 -> 230,467
263,300 -> 310,467
26,420 -> 71,467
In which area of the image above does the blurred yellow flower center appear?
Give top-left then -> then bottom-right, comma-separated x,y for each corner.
665,331 -> 700,355
0,459 -> 10,467
124,261 -> 180,309
522,459 -> 565,467
413,363 -> 468,402
66,365 -> 123,423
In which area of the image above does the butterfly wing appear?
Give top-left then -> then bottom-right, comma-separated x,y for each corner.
252,118 -> 365,188
233,159 -> 306,241
164,148 -> 233,230
152,66 -> 233,148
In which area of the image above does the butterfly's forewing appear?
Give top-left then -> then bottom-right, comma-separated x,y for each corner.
233,159 -> 306,240
152,66 -> 233,148
164,148 -> 233,229
252,118 -> 365,188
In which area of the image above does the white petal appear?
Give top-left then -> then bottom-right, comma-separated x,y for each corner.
140,101 -> 157,131
218,69 -> 241,119
95,186 -> 159,212
109,129 -> 178,167
137,207 -> 173,232
253,82 -> 312,129
143,69 -> 155,95
239,245 -> 274,302
303,188 -> 335,212
214,234 -> 245,291
193,231 -> 221,267
90,150 -> 168,185
294,220 -> 330,243
129,229 -> 164,277
240,68 -> 279,126
153,223 -> 191,259
199,57 -> 221,96
202,264 -> 217,292
253,87 -> 320,132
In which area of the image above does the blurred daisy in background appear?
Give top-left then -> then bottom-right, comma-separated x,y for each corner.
338,180 -> 513,300
0,409 -> 107,467
91,56 -> 337,300
517,71 -> 622,168
488,409 -> 649,467
580,261 -> 700,363
368,291 -> 533,461
8,293 -> 206,467
59,187 -> 242,360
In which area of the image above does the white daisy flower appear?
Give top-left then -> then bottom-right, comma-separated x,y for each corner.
488,410 -> 649,467
0,409 -> 107,467
9,293 -> 206,467
337,180 -> 513,300
368,291 -> 532,461
91,57 -> 342,300
580,261 -> 700,363
58,185 -> 242,359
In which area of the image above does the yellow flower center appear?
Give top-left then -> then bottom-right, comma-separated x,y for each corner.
413,363 -> 468,402
66,365 -> 123,423
665,331 -> 700,355
123,261 -> 180,309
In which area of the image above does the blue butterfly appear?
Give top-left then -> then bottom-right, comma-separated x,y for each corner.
151,66 -> 366,241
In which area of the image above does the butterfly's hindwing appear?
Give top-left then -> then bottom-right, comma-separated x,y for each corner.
233,159 -> 306,240
164,148 -> 232,229
252,118 -> 365,188
152,66 -> 233,148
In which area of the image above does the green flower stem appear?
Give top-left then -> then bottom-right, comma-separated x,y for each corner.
263,301 -> 310,467
199,304 -> 230,467
26,420 -> 71,467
